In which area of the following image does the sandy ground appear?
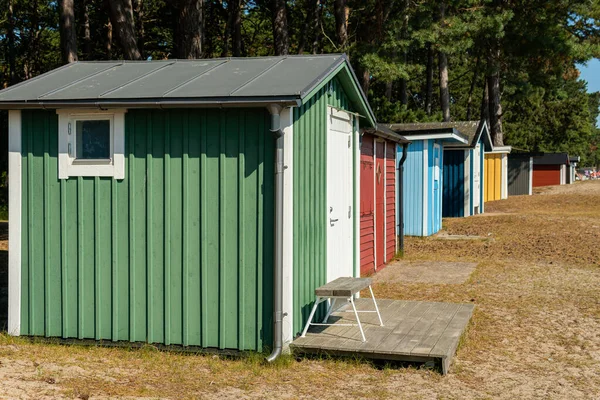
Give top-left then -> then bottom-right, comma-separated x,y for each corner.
0,181 -> 599,399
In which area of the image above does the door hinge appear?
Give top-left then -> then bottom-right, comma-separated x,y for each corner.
68,122 -> 72,135
348,206 -> 351,218
348,137 -> 351,148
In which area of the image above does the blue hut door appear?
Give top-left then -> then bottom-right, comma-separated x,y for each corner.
433,143 -> 441,233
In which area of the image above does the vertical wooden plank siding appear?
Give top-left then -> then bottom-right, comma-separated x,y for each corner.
484,153 -> 502,202
292,78 -> 351,335
19,109 -> 274,351
532,165 -> 562,187
384,141 -> 396,262
359,135 -> 375,275
399,141 -> 424,236
442,150 -> 465,218
507,156 -> 531,196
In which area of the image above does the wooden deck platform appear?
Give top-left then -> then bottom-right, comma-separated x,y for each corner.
290,299 -> 474,374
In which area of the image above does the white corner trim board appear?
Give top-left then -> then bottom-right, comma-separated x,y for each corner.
8,110 -> 22,336
281,106 -> 294,349
529,157 -> 533,195
354,122 -> 360,280
464,149 -> 471,217
501,154 -> 508,199
57,109 -> 126,179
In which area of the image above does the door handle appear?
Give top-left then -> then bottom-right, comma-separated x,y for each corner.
330,218 -> 339,225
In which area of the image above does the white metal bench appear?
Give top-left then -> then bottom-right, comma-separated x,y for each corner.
300,277 -> 383,342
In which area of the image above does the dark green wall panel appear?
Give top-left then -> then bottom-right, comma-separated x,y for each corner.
20,108 -> 274,351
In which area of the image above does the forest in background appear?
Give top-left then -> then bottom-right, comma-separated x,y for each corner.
1,0 -> 600,167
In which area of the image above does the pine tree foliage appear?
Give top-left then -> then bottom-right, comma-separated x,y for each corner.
0,0 -> 599,165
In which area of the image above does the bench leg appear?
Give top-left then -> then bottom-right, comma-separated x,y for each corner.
369,285 -> 384,327
322,298 -> 337,323
349,296 -> 366,342
300,296 -> 322,338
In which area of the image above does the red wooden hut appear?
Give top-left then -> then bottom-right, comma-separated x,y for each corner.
359,125 -> 409,275
532,153 -> 569,187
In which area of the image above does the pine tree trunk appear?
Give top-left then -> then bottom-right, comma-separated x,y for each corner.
7,0 -> 16,84
487,0 -> 504,146
108,0 -> 142,60
82,0 -> 92,59
59,0 -> 78,63
439,51 -> 450,122
385,82 -> 393,100
176,0 -> 203,59
425,43 -> 433,115
272,0 -> 289,55
334,0 -> 347,49
106,18 -> 113,59
361,69 -> 370,94
466,57 -> 480,121
438,3 -> 450,122
134,0 -> 144,57
480,78 -> 489,122
397,2 -> 409,105
487,71 -> 504,146
312,0 -> 324,54
298,0 -> 317,54
28,0 -> 41,78
222,1 -> 231,57
231,0 -> 242,57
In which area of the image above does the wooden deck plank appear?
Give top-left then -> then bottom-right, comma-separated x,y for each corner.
291,300 -> 474,375
393,303 -> 451,354
355,326 -> 394,352
314,277 -> 372,297
429,304 -> 474,357
353,297 -> 394,310
410,303 -> 461,355
391,302 -> 434,336
304,325 -> 356,349
371,302 -> 417,352
328,323 -> 370,351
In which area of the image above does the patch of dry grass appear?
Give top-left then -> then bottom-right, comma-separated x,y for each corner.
1,182 -> 600,399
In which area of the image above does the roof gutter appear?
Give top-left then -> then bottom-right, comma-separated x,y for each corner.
403,132 -> 469,144
488,146 -> 512,154
266,104 -> 285,363
397,142 -> 409,254
361,124 -> 409,144
0,98 -> 301,110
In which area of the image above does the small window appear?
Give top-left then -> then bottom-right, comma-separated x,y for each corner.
75,120 -> 111,160
58,109 -> 126,179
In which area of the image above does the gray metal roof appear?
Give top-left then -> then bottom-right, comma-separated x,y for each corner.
388,120 -> 493,150
0,55 -> 375,125
361,124 -> 409,144
533,153 -> 570,165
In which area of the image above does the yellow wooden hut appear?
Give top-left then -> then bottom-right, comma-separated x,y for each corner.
484,146 -> 511,202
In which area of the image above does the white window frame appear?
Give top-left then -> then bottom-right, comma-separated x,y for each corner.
57,109 -> 126,179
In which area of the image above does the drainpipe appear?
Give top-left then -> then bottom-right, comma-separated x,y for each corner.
266,104 -> 285,363
397,143 -> 409,254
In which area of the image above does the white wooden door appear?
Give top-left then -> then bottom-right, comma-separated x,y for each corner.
327,107 -> 354,282
432,143 -> 441,233
472,144 -> 481,212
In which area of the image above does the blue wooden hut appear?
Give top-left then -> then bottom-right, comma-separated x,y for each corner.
441,121 -> 493,217
389,124 -> 468,237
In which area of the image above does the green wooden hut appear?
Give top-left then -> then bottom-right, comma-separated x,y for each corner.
1,55 -> 376,358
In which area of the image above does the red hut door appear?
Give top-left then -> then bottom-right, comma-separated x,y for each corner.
375,141 -> 385,269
